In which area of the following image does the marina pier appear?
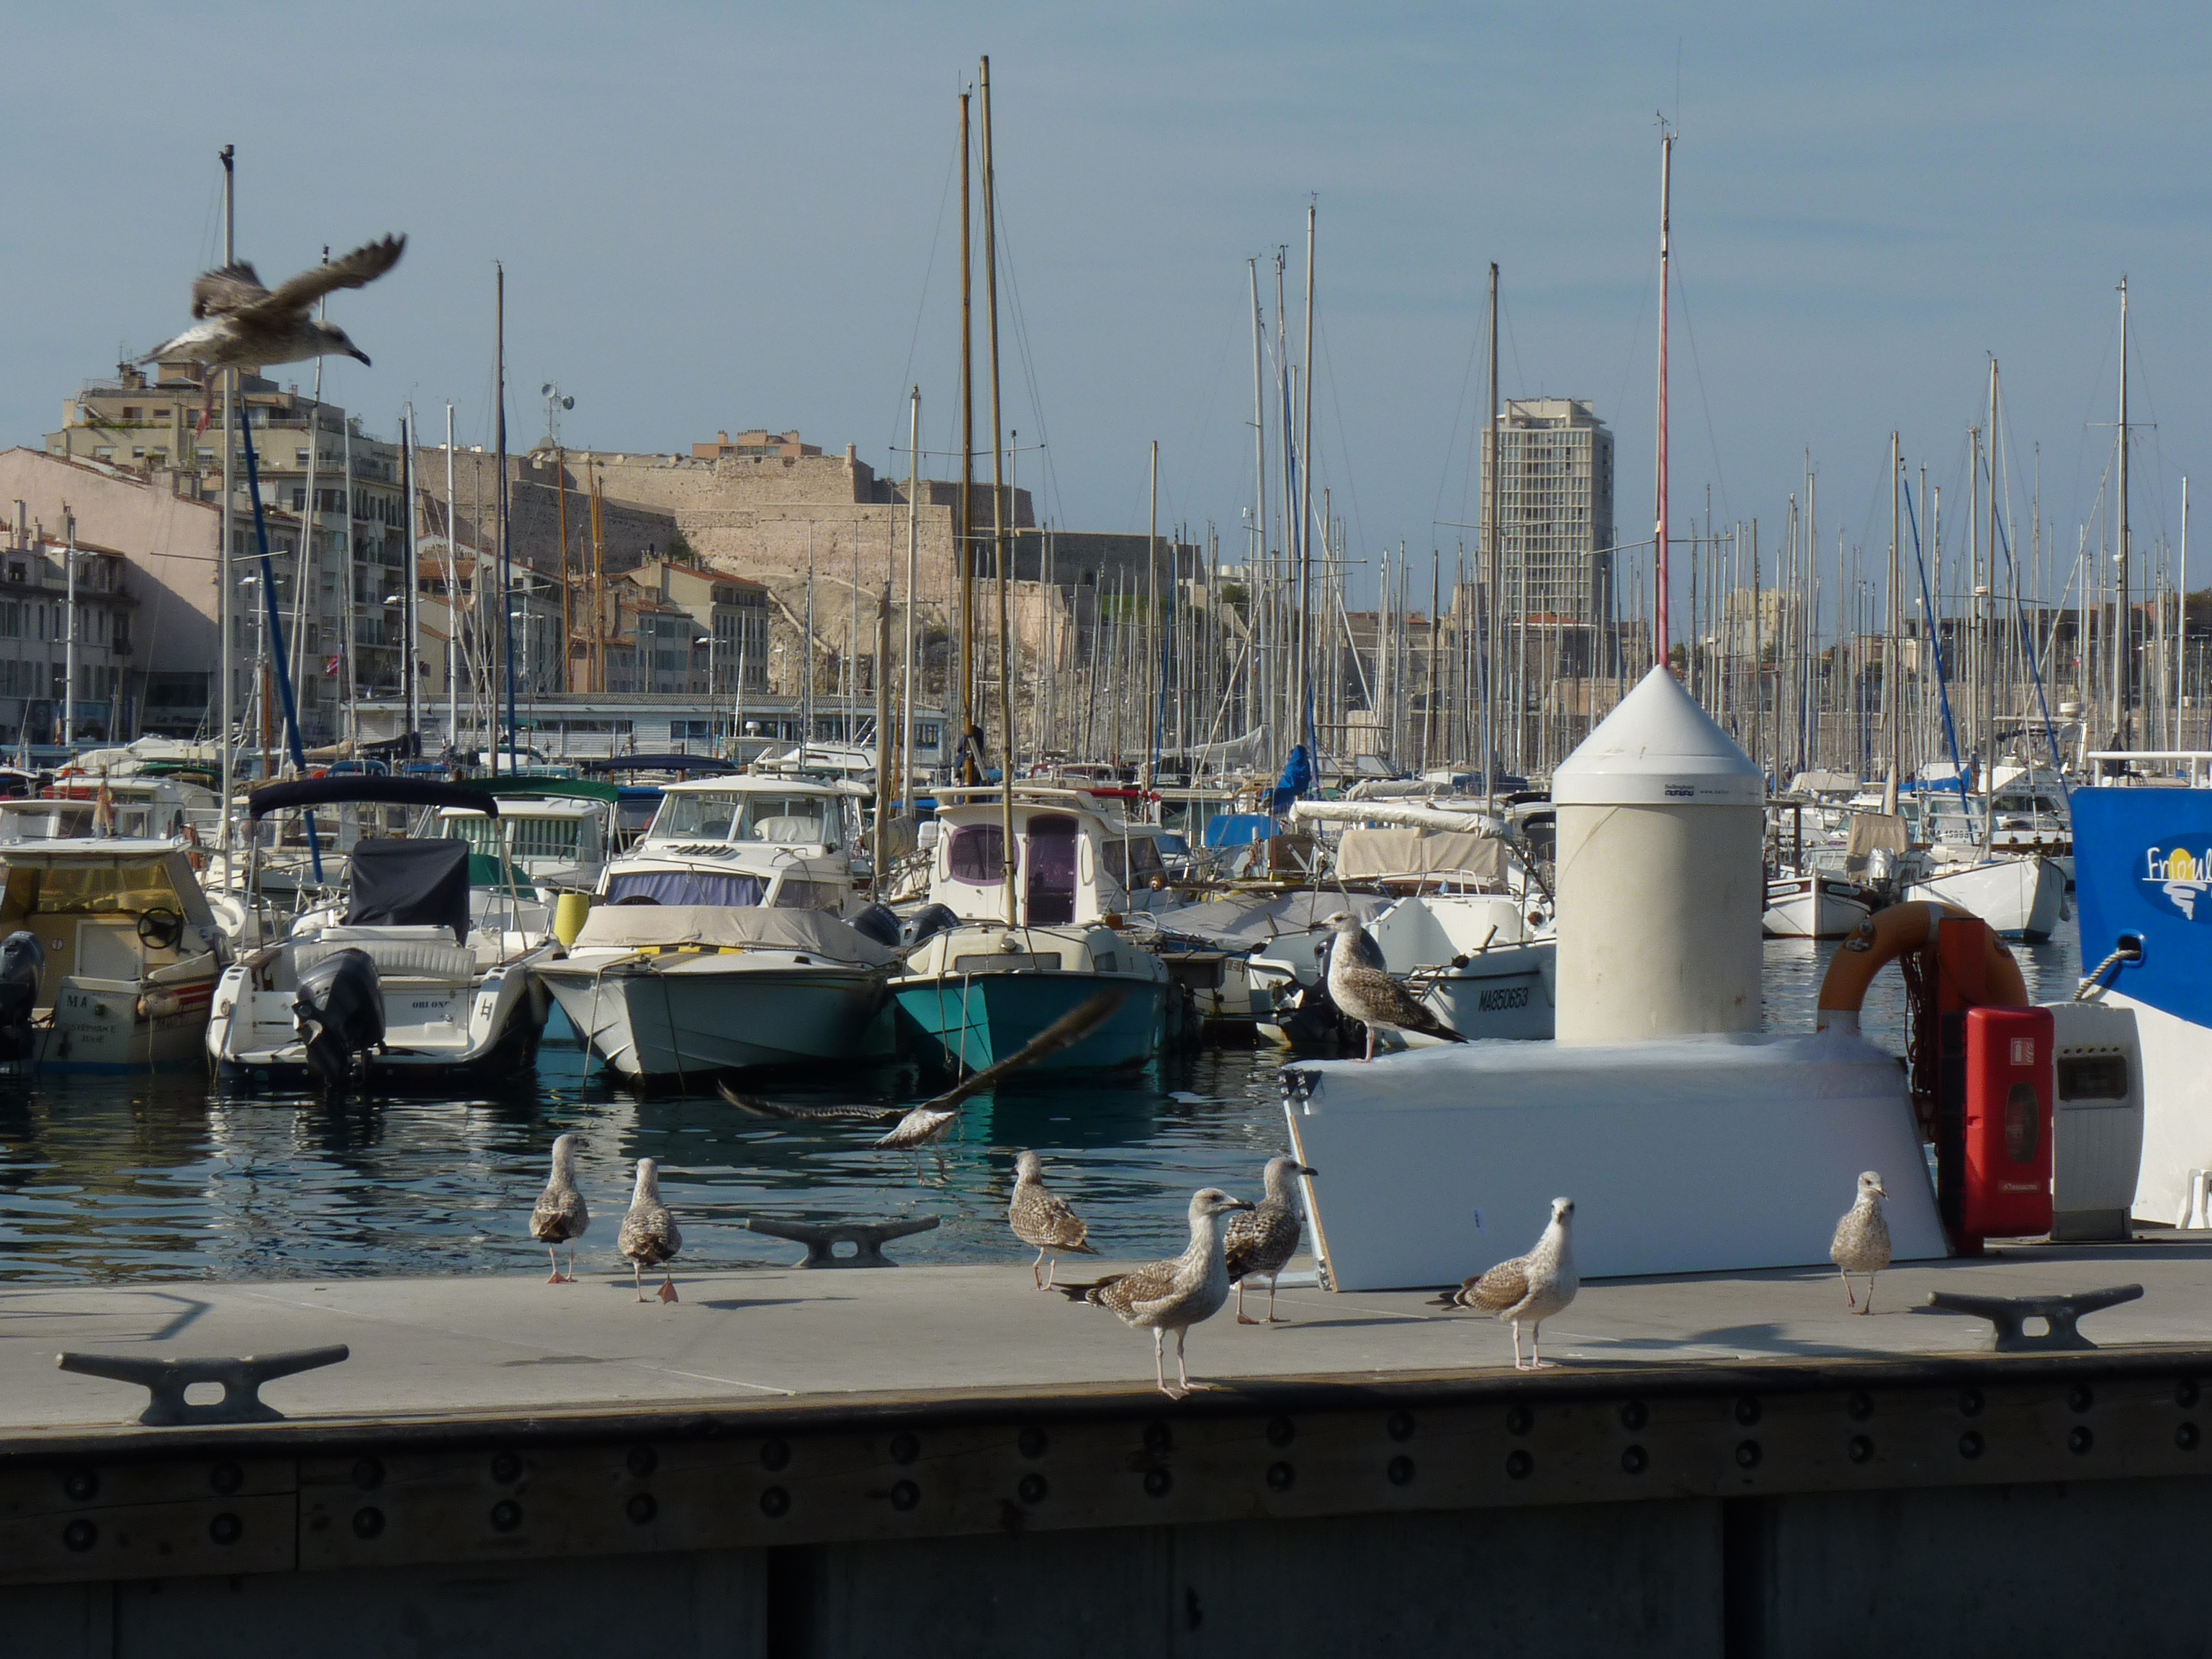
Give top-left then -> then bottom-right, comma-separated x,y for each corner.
9,1248 -> 2212,1656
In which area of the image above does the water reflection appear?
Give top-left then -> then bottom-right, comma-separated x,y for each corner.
0,935 -> 2081,1285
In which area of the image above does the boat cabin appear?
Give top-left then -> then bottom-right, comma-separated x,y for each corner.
598,775 -> 868,912
0,841 -> 224,1006
927,791 -> 1164,926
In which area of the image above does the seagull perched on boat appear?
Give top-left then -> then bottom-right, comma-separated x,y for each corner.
718,989 -> 1128,1149
618,1158 -> 683,1304
1320,910 -> 1467,1061
529,1133 -> 590,1285
1429,1197 -> 1578,1370
1007,1149 -> 1098,1289
1223,1154 -> 1318,1324
1056,1187 -> 1255,1399
1830,1170 -> 1891,1313
143,234 -> 405,376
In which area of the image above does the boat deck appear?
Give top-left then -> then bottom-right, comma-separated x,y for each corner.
8,1238 -> 2212,1440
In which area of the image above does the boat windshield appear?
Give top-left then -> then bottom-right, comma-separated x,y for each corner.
444,813 -> 588,863
0,858 -> 186,918
647,791 -> 838,846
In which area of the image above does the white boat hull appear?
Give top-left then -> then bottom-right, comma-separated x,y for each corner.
538,956 -> 891,1082
1906,856 -> 2064,940
1419,944 -> 1555,1040
1762,875 -> 1876,940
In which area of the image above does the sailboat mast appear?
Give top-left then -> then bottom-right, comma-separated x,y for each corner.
1886,431 -> 1902,813
217,144 -> 236,852
980,55 -> 1016,923
496,262 -> 515,773
444,404 -> 458,755
1249,257 -> 1267,757
1482,261 -> 1499,804
1655,129 -> 1673,668
1298,203 -> 1316,757
2117,274 -> 2131,745
957,91 -> 976,757
902,387 -> 920,809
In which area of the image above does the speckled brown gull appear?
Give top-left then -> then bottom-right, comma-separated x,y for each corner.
1321,910 -> 1466,1060
528,1133 -> 590,1284
1429,1197 -> 1578,1370
1223,1154 -> 1318,1324
618,1158 -> 683,1304
1007,1149 -> 1098,1289
1056,1187 -> 1255,1399
1830,1171 -> 1891,1313
143,234 -> 405,374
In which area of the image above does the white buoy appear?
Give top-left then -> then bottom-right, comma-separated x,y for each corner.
1551,665 -> 1765,1045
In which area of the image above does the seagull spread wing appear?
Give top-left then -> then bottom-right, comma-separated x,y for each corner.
191,264 -> 271,320
249,235 -> 408,322
713,1086 -> 904,1125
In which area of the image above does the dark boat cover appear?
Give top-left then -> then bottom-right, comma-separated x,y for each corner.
344,839 -> 473,943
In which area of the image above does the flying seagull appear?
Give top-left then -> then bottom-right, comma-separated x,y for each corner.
1055,1187 -> 1255,1400
1223,1154 -> 1318,1324
529,1132 -> 590,1284
618,1157 -> 683,1304
719,988 -> 1128,1149
143,234 -> 405,379
1007,1148 -> 1098,1289
1321,910 -> 1467,1061
1429,1197 -> 1578,1370
1830,1170 -> 1891,1313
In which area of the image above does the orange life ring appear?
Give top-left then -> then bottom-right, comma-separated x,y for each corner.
1815,900 -> 2026,1033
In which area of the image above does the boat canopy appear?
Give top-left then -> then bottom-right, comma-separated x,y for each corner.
344,839 -> 473,942
250,776 -> 500,819
1146,890 -> 1389,953
1334,828 -> 1507,885
459,778 -> 621,806
571,903 -> 899,966
0,842 -> 220,935
583,754 -> 739,777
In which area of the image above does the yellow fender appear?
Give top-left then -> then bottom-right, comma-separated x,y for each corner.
1815,900 -> 2026,1033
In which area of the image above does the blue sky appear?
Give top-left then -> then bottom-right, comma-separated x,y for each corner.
6,2 -> 2206,622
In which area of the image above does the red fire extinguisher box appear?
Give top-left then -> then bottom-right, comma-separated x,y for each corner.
1961,1005 -> 2055,1241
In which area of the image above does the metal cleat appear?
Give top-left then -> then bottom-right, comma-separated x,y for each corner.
56,1344 -> 350,1425
1923,1285 -> 2144,1352
747,1215 -> 940,1268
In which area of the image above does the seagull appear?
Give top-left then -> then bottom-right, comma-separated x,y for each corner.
1830,1170 -> 1891,1314
529,1132 -> 590,1284
1056,1187 -> 1254,1399
1223,1154 -> 1318,1324
1007,1149 -> 1098,1289
618,1157 -> 683,1304
1321,910 -> 1467,1061
719,989 -> 1128,1148
1429,1197 -> 1578,1370
144,235 -> 405,375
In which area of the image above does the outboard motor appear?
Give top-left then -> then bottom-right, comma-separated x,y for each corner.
850,903 -> 902,950
902,903 -> 961,949
292,948 -> 385,1088
0,930 -> 45,1061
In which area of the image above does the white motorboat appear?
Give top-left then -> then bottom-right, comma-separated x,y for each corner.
0,839 -> 229,1074
891,788 -> 1169,1074
534,904 -> 899,1083
1762,870 -> 1879,939
1370,891 -> 1554,1042
207,778 -> 555,1087
599,773 -> 872,914
1905,850 -> 2064,942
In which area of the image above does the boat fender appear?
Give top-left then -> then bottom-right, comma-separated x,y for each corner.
292,948 -> 385,1087
0,931 -> 43,1061
1815,901 -> 2026,1033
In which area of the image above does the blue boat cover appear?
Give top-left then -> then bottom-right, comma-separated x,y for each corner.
2071,785 -> 2212,1030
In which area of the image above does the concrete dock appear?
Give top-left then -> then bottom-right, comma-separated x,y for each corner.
7,1243 -> 2212,1656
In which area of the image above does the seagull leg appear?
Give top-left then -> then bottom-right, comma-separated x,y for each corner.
1267,1273 -> 1282,1324
1154,1328 -> 1172,1398
1528,1323 -> 1554,1369
1032,1246 -> 1047,1290
633,1260 -> 647,1303
1840,1264 -> 1857,1308
566,1243 -> 578,1284
1044,1254 -> 1059,1290
1511,1322 -> 1525,1370
546,1244 -> 563,1285
1175,1327 -> 1192,1395
1858,1274 -> 1874,1316
1236,1277 -> 1258,1326
658,1266 -> 678,1304
1364,1024 -> 1377,1063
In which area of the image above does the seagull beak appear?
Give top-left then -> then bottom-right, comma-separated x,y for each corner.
1233,1198 -> 1256,1212
348,347 -> 372,366
1298,1164 -> 1318,1178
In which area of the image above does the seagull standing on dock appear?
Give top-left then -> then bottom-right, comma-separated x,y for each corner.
618,1158 -> 683,1304
529,1133 -> 590,1285
1223,1154 -> 1318,1324
1007,1150 -> 1098,1289
1830,1171 -> 1891,1314
719,989 -> 1128,1148
1056,1187 -> 1255,1399
1429,1197 -> 1578,1370
1321,910 -> 1467,1061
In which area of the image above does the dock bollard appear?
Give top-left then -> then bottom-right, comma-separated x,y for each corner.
1923,1285 -> 2143,1352
55,1345 -> 351,1425
747,1215 -> 940,1268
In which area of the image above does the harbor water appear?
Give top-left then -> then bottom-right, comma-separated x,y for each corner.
0,934 -> 2083,1286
